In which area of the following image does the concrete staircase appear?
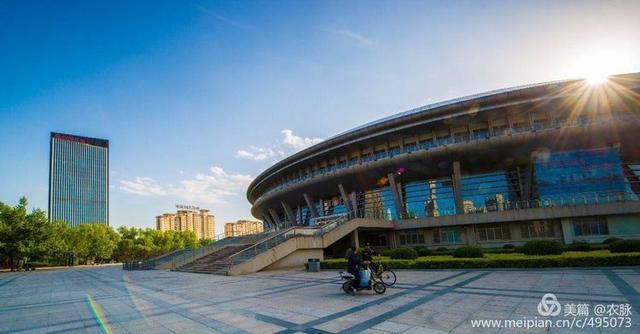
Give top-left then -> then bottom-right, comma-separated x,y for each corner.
175,245 -> 251,275
223,216 -> 393,275
167,216 -> 393,276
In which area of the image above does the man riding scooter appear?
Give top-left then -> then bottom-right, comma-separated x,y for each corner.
341,246 -> 386,295
346,246 -> 361,288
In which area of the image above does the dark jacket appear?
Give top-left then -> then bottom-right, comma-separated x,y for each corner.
347,252 -> 359,273
362,249 -> 375,262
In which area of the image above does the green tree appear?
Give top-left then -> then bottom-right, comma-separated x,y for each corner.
0,197 -> 50,270
44,220 -> 71,265
113,226 -> 138,262
89,224 -> 120,263
71,224 -> 92,264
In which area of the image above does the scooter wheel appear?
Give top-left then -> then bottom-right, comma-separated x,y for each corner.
342,281 -> 356,295
373,282 -> 386,294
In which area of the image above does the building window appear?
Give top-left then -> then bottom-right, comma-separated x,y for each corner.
418,139 -> 433,149
403,178 -> 456,218
433,229 -> 462,244
521,221 -> 555,239
574,217 -> 608,236
374,150 -> 387,160
399,232 -> 425,245
534,148 -> 637,205
476,223 -> 511,241
460,171 -> 514,214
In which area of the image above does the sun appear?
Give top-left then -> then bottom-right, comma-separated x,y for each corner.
585,71 -> 608,85
568,48 -> 638,85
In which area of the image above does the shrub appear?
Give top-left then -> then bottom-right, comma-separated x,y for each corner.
318,251 -> 640,270
386,247 -> 418,260
610,240 -> 640,253
567,241 -> 591,252
436,247 -> 448,252
452,246 -> 484,258
603,237 -> 623,244
503,244 -> 515,249
522,240 -> 564,255
413,245 -> 432,257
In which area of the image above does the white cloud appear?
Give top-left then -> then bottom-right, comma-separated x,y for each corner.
119,177 -> 167,196
320,27 -> 375,47
119,166 -> 253,204
236,129 -> 323,163
281,129 -> 324,152
236,146 -> 281,161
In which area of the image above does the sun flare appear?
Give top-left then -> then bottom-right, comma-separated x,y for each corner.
570,48 -> 637,85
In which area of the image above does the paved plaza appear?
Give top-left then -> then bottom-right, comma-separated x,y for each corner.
1,266 -> 640,333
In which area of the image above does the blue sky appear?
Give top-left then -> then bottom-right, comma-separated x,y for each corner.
1,0 -> 639,234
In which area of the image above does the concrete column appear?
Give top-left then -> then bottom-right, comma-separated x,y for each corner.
350,192 -> 358,217
465,225 -> 478,246
452,161 -> 464,215
281,202 -> 296,227
303,193 -> 319,218
268,208 -> 281,229
509,222 -> 522,243
560,219 -> 574,244
350,230 -> 360,248
522,155 -> 535,202
388,231 -> 397,248
338,184 -> 353,216
262,214 -> 275,230
387,173 -> 406,219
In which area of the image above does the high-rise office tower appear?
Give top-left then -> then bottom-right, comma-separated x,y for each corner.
49,132 -> 109,227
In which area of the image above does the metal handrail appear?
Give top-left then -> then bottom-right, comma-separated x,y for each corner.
164,229 -> 280,269
227,214 -> 350,266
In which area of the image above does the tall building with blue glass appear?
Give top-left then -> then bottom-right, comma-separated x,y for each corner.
49,132 -> 109,227
247,72 -> 640,255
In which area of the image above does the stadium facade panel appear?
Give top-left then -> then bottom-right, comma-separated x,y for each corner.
248,73 -> 640,251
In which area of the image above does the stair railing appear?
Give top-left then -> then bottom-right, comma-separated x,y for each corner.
226,213 -> 351,267
166,229 -> 279,270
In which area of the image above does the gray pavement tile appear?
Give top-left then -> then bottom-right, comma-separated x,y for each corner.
3,266 -> 640,334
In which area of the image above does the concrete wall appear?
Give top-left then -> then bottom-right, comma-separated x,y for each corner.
263,249 -> 323,271
396,202 -> 640,230
608,214 -> 640,237
228,218 -> 394,275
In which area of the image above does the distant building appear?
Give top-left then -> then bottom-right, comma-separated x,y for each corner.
49,132 -> 109,227
463,200 -> 476,214
224,220 -> 263,238
156,208 -> 215,240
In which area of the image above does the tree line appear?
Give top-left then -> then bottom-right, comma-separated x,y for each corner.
0,197 -> 210,270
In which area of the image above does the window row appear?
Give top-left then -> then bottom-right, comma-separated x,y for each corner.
259,114 -> 609,201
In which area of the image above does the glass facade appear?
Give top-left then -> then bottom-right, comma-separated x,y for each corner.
264,147 -> 639,230
403,178 -> 456,218
399,232 -> 425,245
534,148 -> 637,204
49,133 -> 109,227
476,223 -> 511,241
520,221 -> 555,239
460,172 -> 515,213
433,229 -> 462,244
574,217 -> 609,236
360,187 -> 398,220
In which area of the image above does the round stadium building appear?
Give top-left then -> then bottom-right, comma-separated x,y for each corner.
247,72 -> 640,256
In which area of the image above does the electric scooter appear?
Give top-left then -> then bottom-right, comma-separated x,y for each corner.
340,266 -> 386,295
